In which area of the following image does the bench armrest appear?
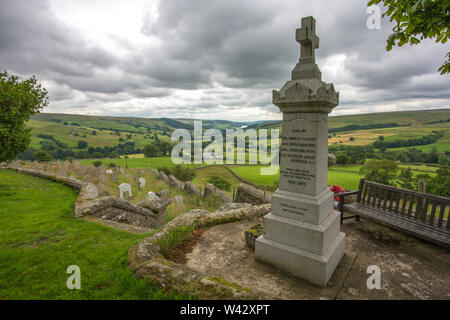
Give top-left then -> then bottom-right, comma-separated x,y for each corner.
339,190 -> 359,198
338,190 -> 359,213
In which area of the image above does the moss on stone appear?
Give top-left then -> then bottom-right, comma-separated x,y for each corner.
207,276 -> 252,293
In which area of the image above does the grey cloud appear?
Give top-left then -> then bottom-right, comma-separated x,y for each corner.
0,0 -> 448,121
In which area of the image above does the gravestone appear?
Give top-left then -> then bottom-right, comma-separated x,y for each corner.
78,164 -> 87,177
111,170 -> 118,181
255,17 -> 345,287
160,189 -> 170,200
99,175 -> 108,183
58,168 -> 66,177
175,195 -> 184,207
106,169 -> 113,174
119,183 -> 132,199
97,183 -> 106,195
139,177 -> 146,188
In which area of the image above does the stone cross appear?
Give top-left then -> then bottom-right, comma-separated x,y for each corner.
296,16 -> 319,62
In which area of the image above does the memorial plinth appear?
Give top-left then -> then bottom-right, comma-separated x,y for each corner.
255,16 -> 345,287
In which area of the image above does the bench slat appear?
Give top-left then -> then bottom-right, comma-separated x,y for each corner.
401,193 -> 407,216
407,195 -> 414,217
344,204 -> 450,244
429,202 -> 437,225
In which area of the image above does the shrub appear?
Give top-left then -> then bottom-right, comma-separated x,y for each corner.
207,176 -> 231,191
152,225 -> 195,260
92,160 -> 102,167
34,150 -> 52,162
77,140 -> 88,149
158,165 -> 196,182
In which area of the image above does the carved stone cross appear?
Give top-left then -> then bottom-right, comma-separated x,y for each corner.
296,16 -> 319,62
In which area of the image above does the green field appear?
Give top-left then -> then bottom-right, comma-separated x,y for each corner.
80,157 -> 206,169
26,110 -> 449,160
228,164 -> 438,191
0,170 -> 186,299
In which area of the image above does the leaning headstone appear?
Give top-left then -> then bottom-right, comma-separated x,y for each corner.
255,17 -> 345,287
58,168 -> 66,177
160,189 -> 170,200
174,195 -> 184,207
111,170 -> 118,181
97,183 -> 106,195
78,164 -> 87,177
139,177 -> 146,188
119,183 -> 132,199
185,182 -> 202,196
63,160 -> 71,170
83,175 -> 94,183
86,165 -> 96,177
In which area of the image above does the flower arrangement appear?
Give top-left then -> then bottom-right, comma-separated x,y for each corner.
329,185 -> 344,201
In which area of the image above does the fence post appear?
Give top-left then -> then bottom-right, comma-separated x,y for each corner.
417,179 -> 426,218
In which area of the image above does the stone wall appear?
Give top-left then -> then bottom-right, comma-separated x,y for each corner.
128,203 -> 271,300
236,183 -> 271,205
149,167 -> 232,203
204,183 -> 232,203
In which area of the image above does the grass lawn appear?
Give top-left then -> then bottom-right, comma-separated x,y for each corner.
192,166 -> 241,196
0,170 -> 187,300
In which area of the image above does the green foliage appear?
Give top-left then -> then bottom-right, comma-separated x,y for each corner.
360,159 -> 399,185
207,175 -> 232,191
33,150 -> 52,162
0,71 -> 48,162
336,154 -> 351,165
77,140 -> 88,149
398,167 -> 414,189
427,166 -> 450,197
153,225 -> 195,261
158,165 -> 196,182
368,0 -> 450,74
144,144 -> 159,158
93,160 -> 103,167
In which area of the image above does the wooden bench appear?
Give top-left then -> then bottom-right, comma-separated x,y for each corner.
339,178 -> 450,249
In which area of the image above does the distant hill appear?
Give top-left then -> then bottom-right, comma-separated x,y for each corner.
31,113 -> 250,133
247,109 -> 450,131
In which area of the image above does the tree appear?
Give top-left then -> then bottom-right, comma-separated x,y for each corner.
360,160 -> 399,185
398,167 -> 414,189
77,140 -> 88,149
34,150 -> 52,162
0,71 -> 48,162
378,135 -> 384,141
427,166 -> 450,197
336,154 -> 351,165
144,144 -> 159,158
368,0 -> 450,74
157,141 -> 172,156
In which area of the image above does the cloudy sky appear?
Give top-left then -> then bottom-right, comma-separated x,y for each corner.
1,0 -> 449,122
